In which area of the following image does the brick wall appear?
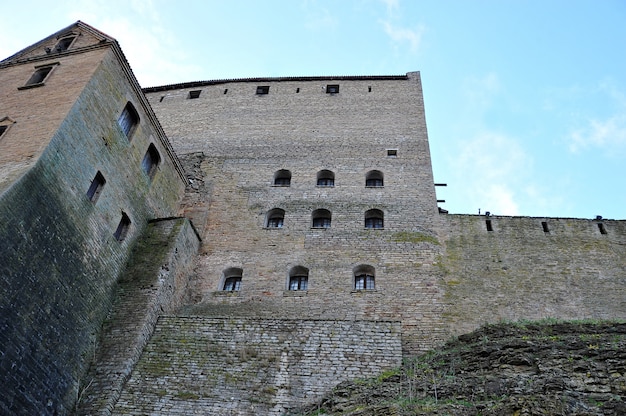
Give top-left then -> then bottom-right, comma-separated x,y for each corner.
113,317 -> 402,415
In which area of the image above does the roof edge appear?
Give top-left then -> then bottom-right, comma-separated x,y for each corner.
142,74 -> 411,93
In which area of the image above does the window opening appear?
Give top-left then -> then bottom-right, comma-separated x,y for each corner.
365,170 -> 384,187
118,102 -> 139,140
266,208 -> 285,228
256,86 -> 270,95
54,36 -> 75,52
486,219 -> 493,232
365,209 -> 384,229
0,117 -> 14,139
326,84 -> 339,94
368,86 -> 372,92
289,266 -> 309,291
222,267 -> 243,291
316,170 -> 335,187
224,88 -> 228,94
387,149 -> 398,157
114,212 -> 131,242
541,221 -> 549,233
142,144 -> 161,180
598,223 -> 607,235
0,126 -> 7,138
296,88 -> 300,93
86,171 -> 106,203
159,96 -> 165,102
21,65 -> 56,88
273,169 -> 291,186
312,209 -> 331,228
354,265 -> 375,290
189,90 -> 201,99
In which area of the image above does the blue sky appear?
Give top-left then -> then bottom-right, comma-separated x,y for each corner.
3,0 -> 625,219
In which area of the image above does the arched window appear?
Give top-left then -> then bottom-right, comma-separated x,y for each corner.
365,170 -> 384,187
365,209 -> 384,229
312,209 -> 331,228
316,170 -> 335,187
142,144 -> 161,180
266,208 -> 285,228
274,169 -> 291,186
118,102 -> 139,140
222,267 -> 243,291
354,265 -> 375,290
289,266 -> 309,291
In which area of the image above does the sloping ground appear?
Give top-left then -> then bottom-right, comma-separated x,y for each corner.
291,321 -> 626,416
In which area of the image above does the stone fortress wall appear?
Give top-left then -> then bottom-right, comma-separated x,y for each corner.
0,22 -> 624,415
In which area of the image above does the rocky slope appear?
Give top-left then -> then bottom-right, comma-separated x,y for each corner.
291,321 -> 626,415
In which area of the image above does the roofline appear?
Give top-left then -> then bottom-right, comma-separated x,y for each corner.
142,74 -> 410,93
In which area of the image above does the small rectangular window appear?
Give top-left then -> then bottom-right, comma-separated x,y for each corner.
296,87 -> 300,93
19,64 -> 57,89
0,126 -> 7,138
189,90 -> 201,99
486,219 -> 493,232
114,213 -> 131,242
598,223 -> 608,235
256,86 -> 270,95
368,86 -> 372,92
224,88 -> 228,94
86,171 -> 106,203
326,84 -> 339,94
387,149 -> 398,157
541,221 -> 549,233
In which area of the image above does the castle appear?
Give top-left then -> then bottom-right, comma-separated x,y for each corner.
1,22 -> 624,415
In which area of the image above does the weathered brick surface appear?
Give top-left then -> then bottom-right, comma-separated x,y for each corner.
113,317 -> 402,415
0,25 -> 185,415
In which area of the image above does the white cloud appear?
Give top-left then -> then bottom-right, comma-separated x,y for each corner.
380,21 -> 425,53
568,115 -> 626,154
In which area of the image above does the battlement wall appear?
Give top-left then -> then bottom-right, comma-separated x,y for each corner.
439,214 -> 626,336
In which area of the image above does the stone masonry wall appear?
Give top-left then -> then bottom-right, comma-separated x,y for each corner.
113,317 -> 402,415
439,214 -> 626,337
0,40 -> 184,414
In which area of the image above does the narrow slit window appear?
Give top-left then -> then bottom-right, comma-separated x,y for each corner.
296,88 -> 300,93
189,90 -> 201,99
114,213 -> 131,242
142,144 -> 161,180
224,89 -> 228,94
368,86 -> 372,92
541,221 -> 549,233
86,171 -> 106,203
486,219 -> 493,232
598,223 -> 608,235
118,102 -> 139,140
0,126 -> 7,138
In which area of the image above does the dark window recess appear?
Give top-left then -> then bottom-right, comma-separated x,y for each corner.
54,36 -> 75,52
365,209 -> 384,229
118,102 -> 139,139
266,208 -> 285,228
256,86 -> 270,95
326,84 -> 339,94
189,90 -> 201,99
355,274 -> 375,290
312,209 -> 331,228
486,219 -> 493,232
296,88 -> 300,93
387,149 -> 398,157
159,96 -> 165,102
542,221 -> 549,233
273,169 -> 291,186
0,125 -> 7,138
114,213 -> 131,242
316,170 -> 335,187
365,170 -> 384,187
86,171 -> 106,203
368,86 -> 372,92
224,89 -> 228,94
22,66 -> 54,87
142,144 -> 161,180
598,223 -> 608,235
